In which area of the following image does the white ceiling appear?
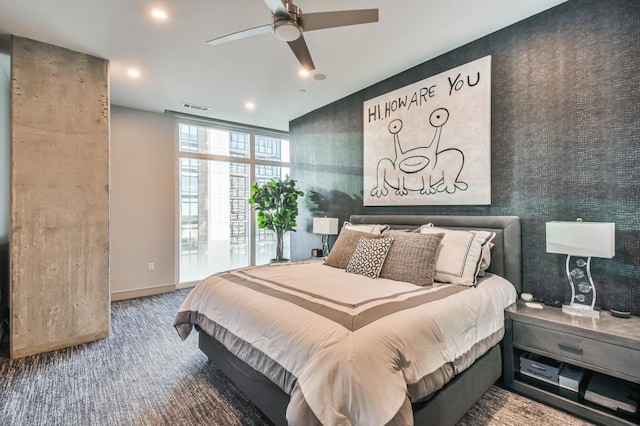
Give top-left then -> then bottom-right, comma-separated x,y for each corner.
0,0 -> 566,131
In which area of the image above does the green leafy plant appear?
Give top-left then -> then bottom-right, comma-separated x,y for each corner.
249,176 -> 304,261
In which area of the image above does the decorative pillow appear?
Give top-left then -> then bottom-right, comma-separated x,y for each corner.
419,225 -> 496,286
342,221 -> 390,235
477,242 -> 495,277
346,237 -> 394,279
379,231 -> 444,286
324,228 -> 382,269
381,228 -> 418,237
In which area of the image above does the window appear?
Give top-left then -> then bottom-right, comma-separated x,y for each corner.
177,120 -> 290,283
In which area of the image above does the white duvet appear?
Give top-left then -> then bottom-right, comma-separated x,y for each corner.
175,260 -> 517,425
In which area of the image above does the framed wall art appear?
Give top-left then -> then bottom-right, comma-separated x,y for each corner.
363,56 -> 491,206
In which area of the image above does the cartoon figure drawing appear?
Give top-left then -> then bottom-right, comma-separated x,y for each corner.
370,107 -> 468,198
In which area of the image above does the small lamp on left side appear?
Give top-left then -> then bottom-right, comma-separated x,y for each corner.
313,217 -> 339,257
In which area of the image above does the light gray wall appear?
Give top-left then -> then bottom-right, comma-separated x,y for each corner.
110,106 -> 176,299
0,53 -> 9,244
1,71 -> 176,304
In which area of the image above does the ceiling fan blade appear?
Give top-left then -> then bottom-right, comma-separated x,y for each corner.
287,36 -> 315,71
206,24 -> 272,46
263,0 -> 290,17
302,9 -> 378,32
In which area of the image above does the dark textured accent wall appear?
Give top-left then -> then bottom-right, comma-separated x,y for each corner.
290,0 -> 640,315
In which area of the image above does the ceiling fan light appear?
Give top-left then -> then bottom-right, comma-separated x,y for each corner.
273,20 -> 301,42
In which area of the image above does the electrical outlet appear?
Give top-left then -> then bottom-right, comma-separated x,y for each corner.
147,262 -> 155,271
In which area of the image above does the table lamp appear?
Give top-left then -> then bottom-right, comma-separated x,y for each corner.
546,219 -> 615,318
313,217 -> 339,257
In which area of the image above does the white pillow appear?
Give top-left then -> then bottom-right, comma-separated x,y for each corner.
477,242 -> 494,277
342,221 -> 389,235
419,225 -> 495,286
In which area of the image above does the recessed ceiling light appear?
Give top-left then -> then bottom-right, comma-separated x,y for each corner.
127,69 -> 141,79
245,102 -> 255,110
313,73 -> 327,81
151,8 -> 168,20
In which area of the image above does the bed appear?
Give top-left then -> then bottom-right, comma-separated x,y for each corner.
175,214 -> 522,425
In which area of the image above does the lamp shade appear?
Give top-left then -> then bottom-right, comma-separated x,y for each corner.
546,221 -> 615,258
313,217 -> 339,235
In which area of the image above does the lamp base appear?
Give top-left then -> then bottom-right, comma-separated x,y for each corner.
321,234 -> 330,258
562,303 -> 600,319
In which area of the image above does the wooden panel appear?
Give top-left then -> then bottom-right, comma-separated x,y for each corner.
513,321 -> 640,383
10,36 -> 110,358
506,302 -> 640,351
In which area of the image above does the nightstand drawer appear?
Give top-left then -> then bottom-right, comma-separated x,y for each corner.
513,322 -> 640,381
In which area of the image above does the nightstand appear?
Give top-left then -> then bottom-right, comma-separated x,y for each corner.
503,302 -> 640,425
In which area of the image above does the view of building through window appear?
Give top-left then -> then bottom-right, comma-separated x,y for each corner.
178,121 -> 290,283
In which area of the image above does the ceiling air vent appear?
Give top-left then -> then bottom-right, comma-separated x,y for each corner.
181,102 -> 211,112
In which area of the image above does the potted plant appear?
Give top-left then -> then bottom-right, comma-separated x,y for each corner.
249,176 -> 304,262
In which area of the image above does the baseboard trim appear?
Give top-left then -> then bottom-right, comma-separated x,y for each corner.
111,284 -> 176,301
176,281 -> 199,290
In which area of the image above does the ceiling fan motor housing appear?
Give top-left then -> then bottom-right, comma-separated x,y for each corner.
272,2 -> 302,41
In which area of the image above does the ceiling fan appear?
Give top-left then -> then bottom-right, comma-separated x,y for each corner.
206,0 -> 379,71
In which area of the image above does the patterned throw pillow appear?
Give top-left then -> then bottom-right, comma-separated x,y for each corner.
346,237 -> 394,279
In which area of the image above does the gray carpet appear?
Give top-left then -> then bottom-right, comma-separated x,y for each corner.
0,289 -> 594,426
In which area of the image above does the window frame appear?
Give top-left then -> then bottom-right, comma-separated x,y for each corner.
173,114 -> 290,286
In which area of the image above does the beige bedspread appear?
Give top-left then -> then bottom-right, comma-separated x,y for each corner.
174,260 -> 516,425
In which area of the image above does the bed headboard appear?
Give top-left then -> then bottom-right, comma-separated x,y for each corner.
348,215 -> 522,292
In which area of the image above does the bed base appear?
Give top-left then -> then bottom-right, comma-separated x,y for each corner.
199,329 -> 289,425
199,330 -> 501,426
200,330 -> 501,426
